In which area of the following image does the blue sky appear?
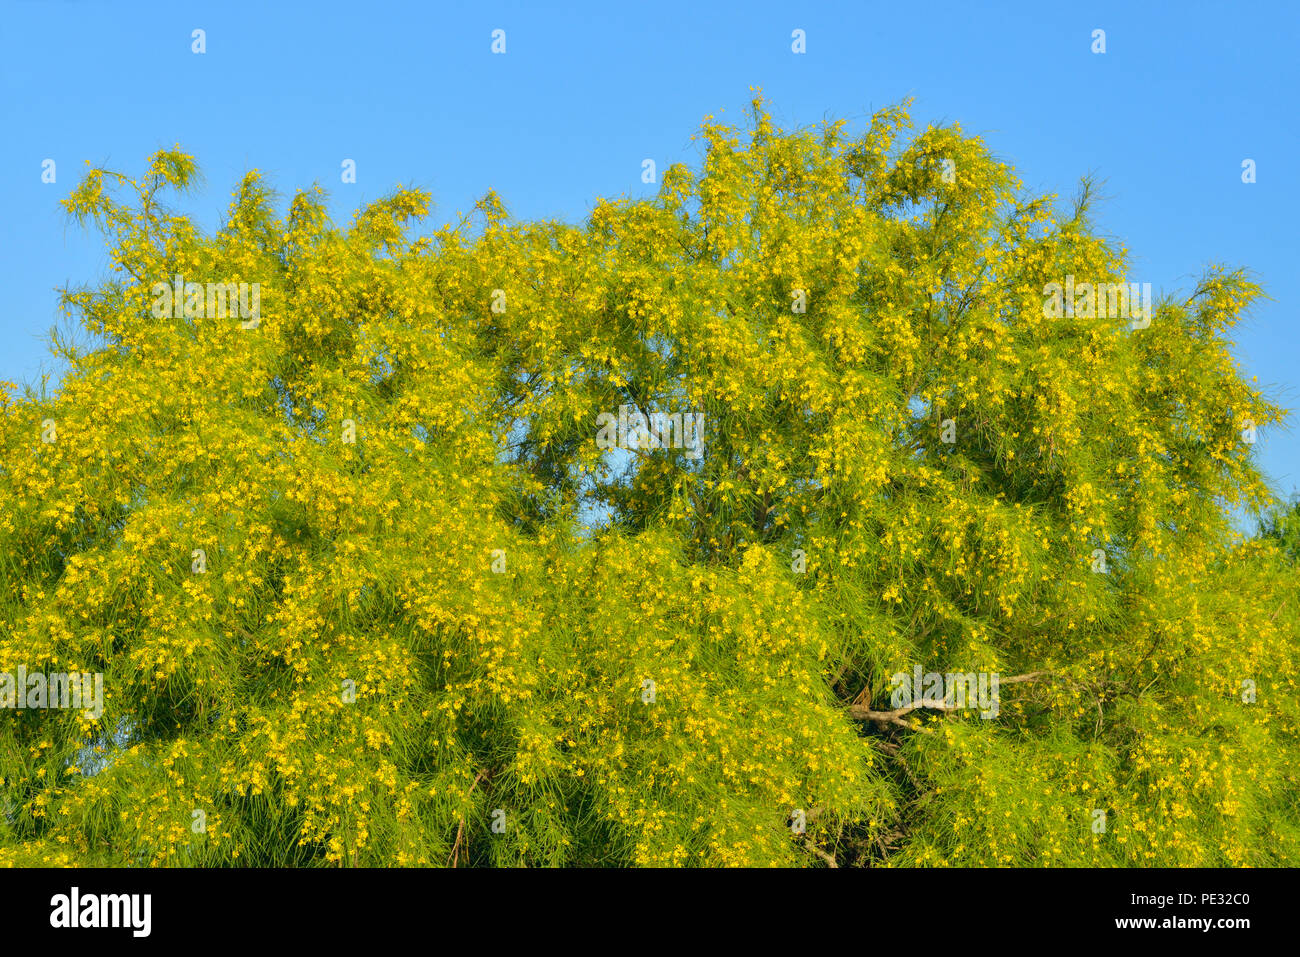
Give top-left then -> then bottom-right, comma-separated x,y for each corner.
2,0 -> 1296,503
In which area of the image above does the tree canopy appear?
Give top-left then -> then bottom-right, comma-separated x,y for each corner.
1,96 -> 1296,867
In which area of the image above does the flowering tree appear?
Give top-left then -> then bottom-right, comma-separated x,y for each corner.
1,97 -> 1296,867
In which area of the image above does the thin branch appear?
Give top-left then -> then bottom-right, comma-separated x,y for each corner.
449,770 -> 487,868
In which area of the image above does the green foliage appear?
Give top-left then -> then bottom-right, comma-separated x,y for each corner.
1,97 -> 1296,867
1259,495 -> 1300,565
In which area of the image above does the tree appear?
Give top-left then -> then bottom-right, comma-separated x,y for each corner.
1,95 -> 1296,867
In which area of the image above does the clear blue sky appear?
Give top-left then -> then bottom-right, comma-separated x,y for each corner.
2,0 -> 1296,502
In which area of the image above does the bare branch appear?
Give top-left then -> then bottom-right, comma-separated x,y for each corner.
849,671 -> 1050,732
